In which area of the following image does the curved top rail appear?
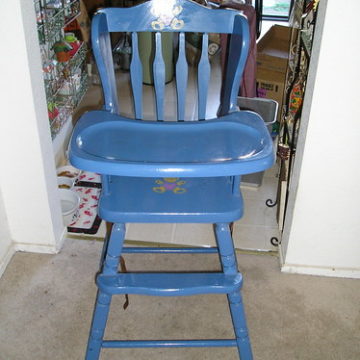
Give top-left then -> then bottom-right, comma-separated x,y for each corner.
98,0 -> 247,34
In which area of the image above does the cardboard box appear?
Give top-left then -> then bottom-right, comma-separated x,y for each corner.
256,68 -> 286,121
256,25 -> 292,121
257,25 -> 292,73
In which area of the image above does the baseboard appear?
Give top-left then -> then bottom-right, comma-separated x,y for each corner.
0,229 -> 68,278
281,263 -> 360,279
14,228 -> 67,254
0,243 -> 16,278
14,243 -> 59,254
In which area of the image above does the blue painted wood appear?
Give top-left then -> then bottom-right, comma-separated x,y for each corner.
100,175 -> 110,196
98,176 -> 243,223
69,110 -> 275,178
86,291 -> 112,360
153,32 -> 165,121
89,1 -> 250,121
102,339 -> 238,348
86,224 -> 126,360
121,247 -> 219,254
98,226 -> 110,268
198,33 -> 210,120
215,224 -> 253,359
215,223 -> 238,276
219,15 -> 250,115
176,32 -> 188,121
101,0 -> 246,34
102,223 -> 126,275
71,2 -> 260,359
91,13 -> 119,114
228,291 -> 253,359
97,272 -> 242,296
232,176 -> 241,196
130,32 -> 143,119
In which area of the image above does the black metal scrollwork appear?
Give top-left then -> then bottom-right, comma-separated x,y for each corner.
266,199 -> 277,207
270,237 -> 281,246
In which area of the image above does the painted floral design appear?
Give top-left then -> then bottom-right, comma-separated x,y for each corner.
150,0 -> 184,30
153,177 -> 187,194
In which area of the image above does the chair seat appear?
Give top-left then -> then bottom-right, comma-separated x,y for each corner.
69,110 -> 274,178
98,176 -> 243,223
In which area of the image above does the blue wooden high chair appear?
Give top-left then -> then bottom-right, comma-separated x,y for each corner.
69,0 -> 274,358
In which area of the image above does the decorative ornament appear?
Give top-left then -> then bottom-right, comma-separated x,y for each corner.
150,0 -> 184,30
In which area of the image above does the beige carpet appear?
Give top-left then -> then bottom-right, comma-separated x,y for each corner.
0,239 -> 359,360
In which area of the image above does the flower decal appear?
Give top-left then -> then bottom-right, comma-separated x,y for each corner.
153,177 -> 187,194
150,0 -> 184,30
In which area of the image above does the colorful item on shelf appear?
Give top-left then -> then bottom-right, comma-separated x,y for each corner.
42,61 -> 55,80
58,69 -> 83,96
64,32 -> 81,57
52,40 -> 72,62
36,9 -> 44,25
47,101 -> 59,120
34,0 -> 87,140
289,77 -> 304,116
277,142 -> 290,161
64,32 -> 77,42
73,70 -> 82,91
58,81 -> 73,96
64,0 -> 81,23
54,51 -> 70,62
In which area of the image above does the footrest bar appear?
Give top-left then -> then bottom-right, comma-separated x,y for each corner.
97,272 -> 243,296
122,247 -> 219,254
102,339 -> 237,348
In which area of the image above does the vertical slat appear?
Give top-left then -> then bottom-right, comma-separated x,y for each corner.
153,32 -> 165,121
219,15 -> 250,116
197,33 -> 210,120
130,32 -> 143,119
92,13 -> 119,113
101,33 -> 119,113
176,32 -> 188,121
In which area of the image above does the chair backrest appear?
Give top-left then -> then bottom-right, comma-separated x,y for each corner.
92,0 -> 249,121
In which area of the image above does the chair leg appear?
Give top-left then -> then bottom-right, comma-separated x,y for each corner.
86,223 -> 126,360
86,291 -> 112,360
215,223 -> 253,360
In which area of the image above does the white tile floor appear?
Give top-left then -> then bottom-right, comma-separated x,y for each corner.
71,54 -> 279,252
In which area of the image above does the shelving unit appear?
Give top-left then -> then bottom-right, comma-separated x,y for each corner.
34,0 -> 88,139
274,0 -> 319,234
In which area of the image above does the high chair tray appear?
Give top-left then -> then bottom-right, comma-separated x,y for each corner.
69,110 -> 274,177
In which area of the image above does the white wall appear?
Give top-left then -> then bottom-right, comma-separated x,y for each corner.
281,0 -> 360,278
0,0 -> 65,262
0,190 -> 14,277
